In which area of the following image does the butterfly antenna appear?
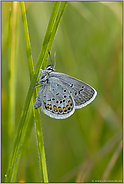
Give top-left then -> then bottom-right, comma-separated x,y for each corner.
54,52 -> 56,69
48,50 -> 53,66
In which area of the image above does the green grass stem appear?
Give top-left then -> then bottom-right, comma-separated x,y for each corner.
20,2 -> 48,182
5,1 -> 67,182
8,2 -> 17,147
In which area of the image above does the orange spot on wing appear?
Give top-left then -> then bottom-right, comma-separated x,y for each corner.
68,100 -> 72,106
53,106 -> 58,112
66,105 -> 70,109
63,107 -> 67,111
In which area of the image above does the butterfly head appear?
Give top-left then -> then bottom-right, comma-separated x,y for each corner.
45,64 -> 55,71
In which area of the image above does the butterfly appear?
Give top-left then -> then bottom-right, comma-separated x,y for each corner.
34,52 -> 97,119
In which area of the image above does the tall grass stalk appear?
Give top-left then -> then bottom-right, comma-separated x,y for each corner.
8,2 -> 18,149
5,1 -> 67,182
20,1 -> 48,182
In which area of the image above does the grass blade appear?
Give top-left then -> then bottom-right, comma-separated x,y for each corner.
5,1 -> 67,182
8,2 -> 18,149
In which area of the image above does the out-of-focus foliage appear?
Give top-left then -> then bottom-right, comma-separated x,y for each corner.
2,2 -> 122,182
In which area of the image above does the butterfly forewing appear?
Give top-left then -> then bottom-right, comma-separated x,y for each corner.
50,72 -> 97,109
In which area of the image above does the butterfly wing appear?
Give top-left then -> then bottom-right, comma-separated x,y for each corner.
40,77 -> 75,119
50,72 -> 97,109
34,87 -> 43,109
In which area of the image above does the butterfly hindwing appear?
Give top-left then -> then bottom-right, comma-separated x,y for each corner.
41,77 -> 75,119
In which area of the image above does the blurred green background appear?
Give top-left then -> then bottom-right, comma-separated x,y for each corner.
2,1 -> 122,183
